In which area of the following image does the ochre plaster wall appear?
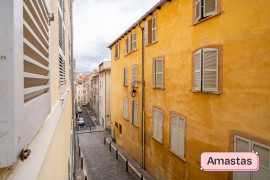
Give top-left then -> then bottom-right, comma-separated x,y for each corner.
111,0 -> 270,179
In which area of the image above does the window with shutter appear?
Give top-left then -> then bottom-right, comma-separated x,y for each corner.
144,21 -> 148,46
195,0 -> 218,23
128,34 -> 132,54
118,42 -> 120,58
132,33 -> 137,51
202,48 -> 218,92
153,108 -> 163,143
132,101 -> 138,126
171,114 -> 185,157
132,66 -> 137,86
154,58 -> 164,88
125,37 -> 128,55
123,98 -> 128,119
194,50 -> 202,91
124,68 -> 128,86
148,19 -> 153,44
152,17 -> 156,42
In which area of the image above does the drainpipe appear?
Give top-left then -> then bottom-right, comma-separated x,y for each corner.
138,21 -> 145,169
70,0 -> 76,179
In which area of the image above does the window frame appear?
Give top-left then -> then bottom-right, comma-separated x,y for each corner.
191,45 -> 223,94
169,112 -> 187,162
114,42 -> 120,60
153,56 -> 165,89
152,107 -> 163,144
193,0 -> 222,25
145,15 -> 158,46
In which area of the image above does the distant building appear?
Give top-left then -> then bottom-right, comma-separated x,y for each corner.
98,61 -> 111,130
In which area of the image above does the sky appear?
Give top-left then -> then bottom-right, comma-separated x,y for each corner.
73,0 -> 160,74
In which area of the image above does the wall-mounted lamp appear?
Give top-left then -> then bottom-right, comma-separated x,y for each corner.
130,88 -> 137,98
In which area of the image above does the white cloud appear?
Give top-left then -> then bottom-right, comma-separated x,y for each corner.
73,0 -> 160,73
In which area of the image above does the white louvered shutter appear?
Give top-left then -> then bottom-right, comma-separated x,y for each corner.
202,48 -> 218,92
203,0 -> 217,17
123,98 -> 128,119
194,50 -> 202,91
157,110 -> 163,142
155,58 -> 163,88
252,142 -> 270,180
144,21 -> 148,46
128,34 -> 131,53
195,0 -> 202,22
233,136 -> 252,180
134,101 -> 138,126
132,66 -> 137,86
171,115 -> 178,153
152,17 -> 156,42
132,33 -> 137,50
177,116 -> 185,157
125,37 -> 128,55
114,44 -> 117,59
153,109 -> 158,139
124,68 -> 128,86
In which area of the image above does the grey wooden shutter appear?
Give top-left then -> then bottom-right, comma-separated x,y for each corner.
194,50 -> 202,91
252,142 -> 270,179
233,136 -> 252,180
152,17 -> 156,42
124,68 -> 128,86
132,33 -> 137,50
202,48 -> 218,92
114,44 -> 117,59
128,34 -> 131,53
134,101 -> 138,126
123,98 -> 128,119
171,115 -> 178,152
125,37 -> 128,55
118,42 -> 120,58
195,0 -> 202,22
155,58 -> 164,88
153,109 -> 158,138
177,116 -> 185,157
132,66 -> 137,86
157,110 -> 163,142
203,0 -> 217,17
144,21 -> 148,46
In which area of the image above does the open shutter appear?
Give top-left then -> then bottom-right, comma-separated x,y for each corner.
177,116 -> 185,157
195,0 -> 202,22
171,115 -> 178,152
152,17 -> 156,42
158,110 -> 163,142
194,50 -> 202,91
202,48 -> 218,92
155,58 -> 164,88
233,136 -> 252,180
153,109 -> 158,138
203,0 -> 217,17
118,42 -> 120,58
144,21 -> 148,46
252,142 -> 270,180
148,19 -> 153,44
128,34 -> 131,53
114,44 -> 117,59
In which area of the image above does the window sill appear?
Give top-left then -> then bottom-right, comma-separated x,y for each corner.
190,89 -> 223,95
192,11 -> 223,26
114,57 -> 120,60
152,136 -> 163,145
145,40 -> 158,47
131,123 -> 139,128
153,87 -> 165,90
124,117 -> 129,121
124,85 -> 128,87
124,49 -> 138,57
169,149 -> 187,163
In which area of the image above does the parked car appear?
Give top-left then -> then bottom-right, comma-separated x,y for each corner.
81,103 -> 87,107
77,118 -> 85,126
77,107 -> 82,113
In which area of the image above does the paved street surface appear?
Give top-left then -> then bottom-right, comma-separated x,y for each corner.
77,107 -> 97,131
78,131 -> 135,180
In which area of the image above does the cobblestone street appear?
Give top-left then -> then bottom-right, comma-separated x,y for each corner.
78,131 -> 135,180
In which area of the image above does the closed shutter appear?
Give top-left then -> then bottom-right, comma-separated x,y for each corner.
194,50 -> 201,91
203,0 -> 217,17
157,110 -> 163,142
128,34 -> 131,53
195,0 -> 202,22
123,98 -> 128,119
152,17 -> 156,42
233,136 -> 252,180
132,66 -> 137,86
177,116 -> 185,157
171,115 -> 178,153
118,42 -> 120,58
153,109 -> 158,139
114,44 -> 117,59
155,58 -> 164,88
144,21 -> 148,46
202,48 -> 218,92
252,142 -> 270,180
134,101 -> 138,126
124,68 -> 128,86
132,33 -> 137,50
125,37 -> 128,55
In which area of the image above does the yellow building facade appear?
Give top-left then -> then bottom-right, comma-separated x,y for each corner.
109,0 -> 270,179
